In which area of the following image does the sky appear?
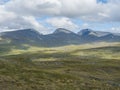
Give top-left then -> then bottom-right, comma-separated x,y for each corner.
0,0 -> 120,34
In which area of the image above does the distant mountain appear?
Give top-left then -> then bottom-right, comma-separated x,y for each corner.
78,29 -> 110,37
99,33 -> 120,42
0,29 -> 44,45
53,28 -> 74,34
0,28 -> 120,47
78,29 -> 120,43
42,28 -> 81,46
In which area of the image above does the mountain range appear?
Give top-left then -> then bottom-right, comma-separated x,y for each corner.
0,28 -> 120,47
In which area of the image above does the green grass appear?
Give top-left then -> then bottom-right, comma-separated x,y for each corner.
0,42 -> 120,90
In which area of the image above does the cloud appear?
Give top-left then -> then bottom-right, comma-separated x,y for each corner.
5,0 -> 100,19
0,0 -> 7,4
5,0 -> 61,16
110,27 -> 120,33
4,0 -> 120,22
0,0 -> 120,33
60,0 -> 100,17
0,15 -> 48,33
0,3 -> 48,33
46,17 -> 79,30
82,23 -> 89,28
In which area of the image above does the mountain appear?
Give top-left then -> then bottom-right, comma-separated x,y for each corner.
78,29 -> 120,43
0,28 -> 120,47
0,29 -> 44,45
78,29 -> 110,37
99,33 -> 120,42
78,29 -> 100,43
53,28 -> 74,34
42,28 -> 81,46
0,28 -> 81,47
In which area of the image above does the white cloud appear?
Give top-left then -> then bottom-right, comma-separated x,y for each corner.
0,14 -> 48,33
0,0 -> 120,33
0,3 -> 48,33
5,0 -> 100,19
0,6 -> 15,22
0,0 -> 7,4
46,17 -> 79,30
5,0 -> 61,16
110,27 -> 120,33
23,16 -> 48,33
3,0 -> 120,22
60,0 -> 99,17
82,23 -> 89,28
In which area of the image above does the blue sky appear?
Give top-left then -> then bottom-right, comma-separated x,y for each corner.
98,0 -> 108,3
0,0 -> 120,34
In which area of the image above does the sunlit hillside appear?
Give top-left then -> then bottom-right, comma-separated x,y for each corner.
0,42 -> 120,90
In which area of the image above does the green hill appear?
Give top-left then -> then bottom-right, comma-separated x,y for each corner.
0,42 -> 120,90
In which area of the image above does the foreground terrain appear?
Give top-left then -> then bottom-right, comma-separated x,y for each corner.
0,42 -> 120,90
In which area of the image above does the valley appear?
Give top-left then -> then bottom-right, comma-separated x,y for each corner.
0,42 -> 120,90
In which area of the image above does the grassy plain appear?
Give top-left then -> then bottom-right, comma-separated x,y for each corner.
0,42 -> 120,90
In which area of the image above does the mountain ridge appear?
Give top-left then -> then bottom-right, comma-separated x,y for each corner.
0,28 -> 120,47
